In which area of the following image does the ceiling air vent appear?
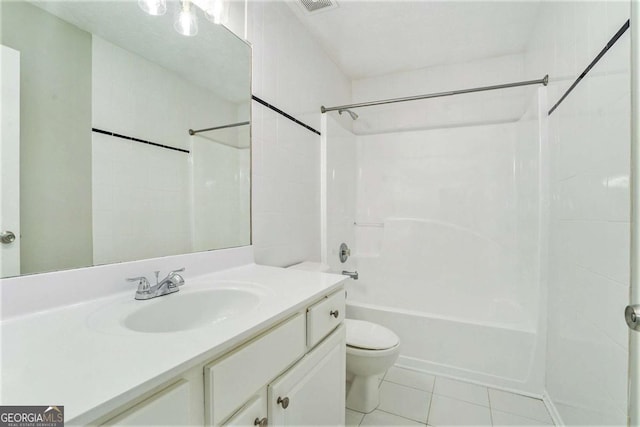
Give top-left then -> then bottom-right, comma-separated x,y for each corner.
298,0 -> 338,14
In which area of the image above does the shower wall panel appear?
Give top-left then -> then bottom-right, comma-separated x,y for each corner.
525,1 -> 631,424
352,120 -> 541,328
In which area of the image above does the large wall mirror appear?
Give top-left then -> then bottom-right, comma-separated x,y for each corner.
0,0 -> 251,279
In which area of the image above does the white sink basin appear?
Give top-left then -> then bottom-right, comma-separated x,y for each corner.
124,288 -> 262,333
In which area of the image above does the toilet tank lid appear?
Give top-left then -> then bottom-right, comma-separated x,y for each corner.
286,261 -> 331,273
345,319 -> 399,350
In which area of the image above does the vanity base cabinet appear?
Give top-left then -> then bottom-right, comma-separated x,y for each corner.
268,325 -> 346,426
104,380 -> 191,426
97,287 -> 345,427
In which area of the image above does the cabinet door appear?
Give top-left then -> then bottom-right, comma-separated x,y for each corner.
104,380 -> 190,426
268,325 -> 345,426
223,389 -> 267,427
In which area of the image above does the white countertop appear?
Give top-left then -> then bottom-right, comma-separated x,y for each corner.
0,263 -> 346,425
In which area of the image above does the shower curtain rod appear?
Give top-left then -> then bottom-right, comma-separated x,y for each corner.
188,121 -> 250,136
320,75 -> 549,113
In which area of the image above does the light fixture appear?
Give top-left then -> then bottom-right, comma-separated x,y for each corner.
203,0 -> 228,25
138,0 -> 167,16
174,0 -> 198,37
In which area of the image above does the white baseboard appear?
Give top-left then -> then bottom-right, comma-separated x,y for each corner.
542,390 -> 564,426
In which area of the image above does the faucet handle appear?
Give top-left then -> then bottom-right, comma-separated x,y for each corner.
126,276 -> 150,292
169,268 -> 186,287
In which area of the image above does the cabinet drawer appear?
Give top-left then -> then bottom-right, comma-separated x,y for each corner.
222,389 -> 267,427
205,313 -> 305,426
306,289 -> 345,348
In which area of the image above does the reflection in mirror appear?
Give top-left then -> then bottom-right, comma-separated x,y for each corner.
0,0 -> 251,278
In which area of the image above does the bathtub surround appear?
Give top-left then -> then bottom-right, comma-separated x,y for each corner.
525,2 -> 631,424
325,60 -> 547,393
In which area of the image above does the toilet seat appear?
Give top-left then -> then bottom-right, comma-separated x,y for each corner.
345,319 -> 399,350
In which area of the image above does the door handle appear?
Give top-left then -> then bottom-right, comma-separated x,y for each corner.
1,231 -> 16,244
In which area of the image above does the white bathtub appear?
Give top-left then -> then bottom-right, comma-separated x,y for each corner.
346,298 -> 545,394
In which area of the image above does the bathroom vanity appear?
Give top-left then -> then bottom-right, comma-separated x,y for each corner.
0,256 -> 347,426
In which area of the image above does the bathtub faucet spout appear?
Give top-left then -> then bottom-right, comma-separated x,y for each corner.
342,270 -> 358,280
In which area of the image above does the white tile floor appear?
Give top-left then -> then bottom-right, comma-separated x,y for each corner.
346,366 -> 555,426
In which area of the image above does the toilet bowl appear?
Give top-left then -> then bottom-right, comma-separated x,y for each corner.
285,262 -> 401,413
345,319 -> 400,413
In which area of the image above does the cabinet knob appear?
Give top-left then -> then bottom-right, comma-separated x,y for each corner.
330,310 -> 339,318
277,396 -> 290,409
254,417 -> 268,426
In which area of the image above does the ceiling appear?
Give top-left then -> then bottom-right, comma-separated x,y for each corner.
286,0 -> 542,80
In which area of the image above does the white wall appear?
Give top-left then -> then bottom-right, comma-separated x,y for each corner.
351,54 -> 528,135
525,2 -> 631,424
246,1 -> 351,267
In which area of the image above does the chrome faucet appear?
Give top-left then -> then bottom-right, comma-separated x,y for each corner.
127,268 -> 185,300
341,270 -> 358,280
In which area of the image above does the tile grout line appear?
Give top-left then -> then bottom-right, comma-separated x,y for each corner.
383,378 -> 436,393
491,408 -> 556,425
426,376 -> 436,426
376,408 -> 428,425
487,388 -> 494,426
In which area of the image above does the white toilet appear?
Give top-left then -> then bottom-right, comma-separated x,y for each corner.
286,261 -> 401,414
345,319 -> 400,413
